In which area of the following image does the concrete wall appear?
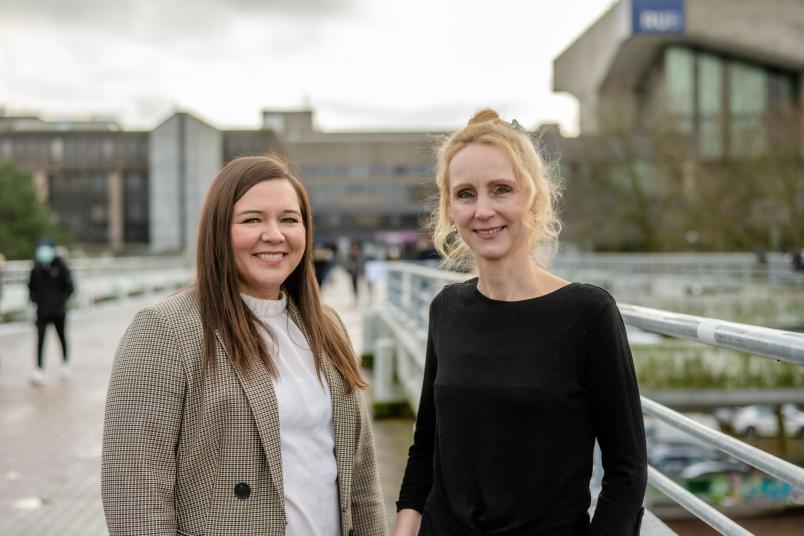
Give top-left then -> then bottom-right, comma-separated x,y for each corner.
685,0 -> 804,68
182,116 -> 222,260
555,0 -> 804,136
149,116 -> 182,253
553,1 -> 630,134
149,113 -> 222,255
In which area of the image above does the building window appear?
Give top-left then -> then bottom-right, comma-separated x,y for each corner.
729,61 -> 767,156
665,46 -> 695,135
664,46 -> 797,159
698,53 -> 724,158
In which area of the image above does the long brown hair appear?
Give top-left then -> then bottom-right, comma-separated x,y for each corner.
196,155 -> 367,391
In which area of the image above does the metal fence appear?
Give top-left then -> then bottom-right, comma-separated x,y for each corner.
0,256 -> 193,318
364,262 -> 804,536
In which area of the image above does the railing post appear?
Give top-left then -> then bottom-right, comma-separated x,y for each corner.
373,338 -> 399,404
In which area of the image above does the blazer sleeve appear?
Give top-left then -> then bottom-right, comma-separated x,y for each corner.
352,389 -> 389,534
326,305 -> 387,534
101,306 -> 187,536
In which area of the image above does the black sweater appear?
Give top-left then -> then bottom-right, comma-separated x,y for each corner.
397,279 -> 647,535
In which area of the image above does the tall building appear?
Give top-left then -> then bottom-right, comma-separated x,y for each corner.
0,109 -> 448,254
554,0 -> 803,155
553,0 -> 804,250
262,110 -> 439,243
0,115 -> 149,250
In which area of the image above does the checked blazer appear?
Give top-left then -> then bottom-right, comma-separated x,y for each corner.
101,287 -> 387,535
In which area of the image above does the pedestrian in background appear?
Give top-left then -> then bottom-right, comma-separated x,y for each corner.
28,238 -> 73,386
344,242 -> 364,305
395,109 -> 647,535
102,155 -> 386,535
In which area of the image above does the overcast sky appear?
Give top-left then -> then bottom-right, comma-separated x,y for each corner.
0,0 -> 615,134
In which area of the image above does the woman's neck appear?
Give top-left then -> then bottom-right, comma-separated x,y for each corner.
475,256 -> 567,301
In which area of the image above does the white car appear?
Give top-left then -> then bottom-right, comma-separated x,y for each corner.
730,404 -> 804,438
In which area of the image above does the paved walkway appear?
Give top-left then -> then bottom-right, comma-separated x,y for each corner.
0,269 -> 412,534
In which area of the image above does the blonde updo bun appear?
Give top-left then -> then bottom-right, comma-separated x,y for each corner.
429,108 -> 562,271
467,108 -> 501,125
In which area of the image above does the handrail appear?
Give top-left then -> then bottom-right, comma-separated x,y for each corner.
641,397 -> 804,490
620,304 -> 804,366
646,467 -> 754,536
368,262 -> 804,533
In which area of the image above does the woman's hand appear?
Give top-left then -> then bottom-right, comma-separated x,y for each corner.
393,508 -> 422,536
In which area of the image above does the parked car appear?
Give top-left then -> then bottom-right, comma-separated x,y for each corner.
730,404 -> 804,438
644,413 -> 720,449
648,443 -> 722,476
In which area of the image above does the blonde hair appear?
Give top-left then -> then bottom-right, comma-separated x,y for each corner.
431,108 -> 562,271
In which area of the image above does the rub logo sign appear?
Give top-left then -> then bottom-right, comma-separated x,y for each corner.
638,10 -> 684,33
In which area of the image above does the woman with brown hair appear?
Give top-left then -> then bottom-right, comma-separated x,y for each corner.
102,155 -> 386,535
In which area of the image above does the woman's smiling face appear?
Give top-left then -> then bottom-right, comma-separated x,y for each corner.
447,143 -> 532,266
230,178 -> 306,299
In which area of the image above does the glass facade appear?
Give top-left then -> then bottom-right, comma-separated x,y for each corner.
124,170 -> 149,243
664,45 -> 798,158
48,170 -> 110,243
698,53 -> 723,158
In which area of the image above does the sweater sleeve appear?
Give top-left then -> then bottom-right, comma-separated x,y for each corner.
587,300 -> 647,536
396,300 -> 438,512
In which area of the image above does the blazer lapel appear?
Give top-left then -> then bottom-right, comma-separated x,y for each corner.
216,330 -> 285,502
286,297 -> 356,512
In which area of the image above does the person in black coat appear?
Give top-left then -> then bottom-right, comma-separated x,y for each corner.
28,240 -> 74,385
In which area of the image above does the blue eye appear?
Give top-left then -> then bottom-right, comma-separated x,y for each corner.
281,217 -> 300,224
495,185 -> 512,195
456,190 -> 475,200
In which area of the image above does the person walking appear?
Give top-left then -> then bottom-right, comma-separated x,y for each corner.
344,242 -> 364,305
394,110 -> 647,535
102,155 -> 386,535
28,239 -> 74,385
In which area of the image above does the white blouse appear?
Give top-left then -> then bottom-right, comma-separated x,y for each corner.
241,292 -> 341,536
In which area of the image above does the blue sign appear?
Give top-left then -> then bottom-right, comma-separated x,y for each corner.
633,0 -> 685,34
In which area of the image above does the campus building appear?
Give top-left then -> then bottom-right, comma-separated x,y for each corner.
0,109 -> 439,254
554,0 -> 803,155
553,0 -> 804,250
0,116 -> 150,250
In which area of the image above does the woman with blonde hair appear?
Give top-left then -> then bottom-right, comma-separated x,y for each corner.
102,155 -> 386,535
395,110 -> 646,535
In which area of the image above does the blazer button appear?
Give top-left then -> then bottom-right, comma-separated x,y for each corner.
348,530 -> 353,536
234,482 -> 251,499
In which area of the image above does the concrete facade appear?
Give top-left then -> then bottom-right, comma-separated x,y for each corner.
554,0 -> 804,138
0,118 -> 149,250
1,108 -> 449,253
278,120 -> 441,241
148,113 -> 223,256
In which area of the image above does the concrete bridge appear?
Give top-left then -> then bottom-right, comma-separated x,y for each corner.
1,256 -> 802,534
0,269 -> 421,534
364,262 -> 804,536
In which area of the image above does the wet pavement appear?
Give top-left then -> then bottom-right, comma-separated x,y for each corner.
0,269 -> 412,534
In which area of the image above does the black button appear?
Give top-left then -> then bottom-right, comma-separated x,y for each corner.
234,482 -> 251,499
348,530 -> 353,536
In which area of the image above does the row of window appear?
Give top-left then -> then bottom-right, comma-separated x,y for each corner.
0,136 -> 147,163
306,183 -> 418,207
664,46 -> 799,158
300,163 -> 433,178
47,170 -> 149,243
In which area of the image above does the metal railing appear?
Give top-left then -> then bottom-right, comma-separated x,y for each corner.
364,262 -> 804,536
0,256 -> 193,318
552,252 -> 804,288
